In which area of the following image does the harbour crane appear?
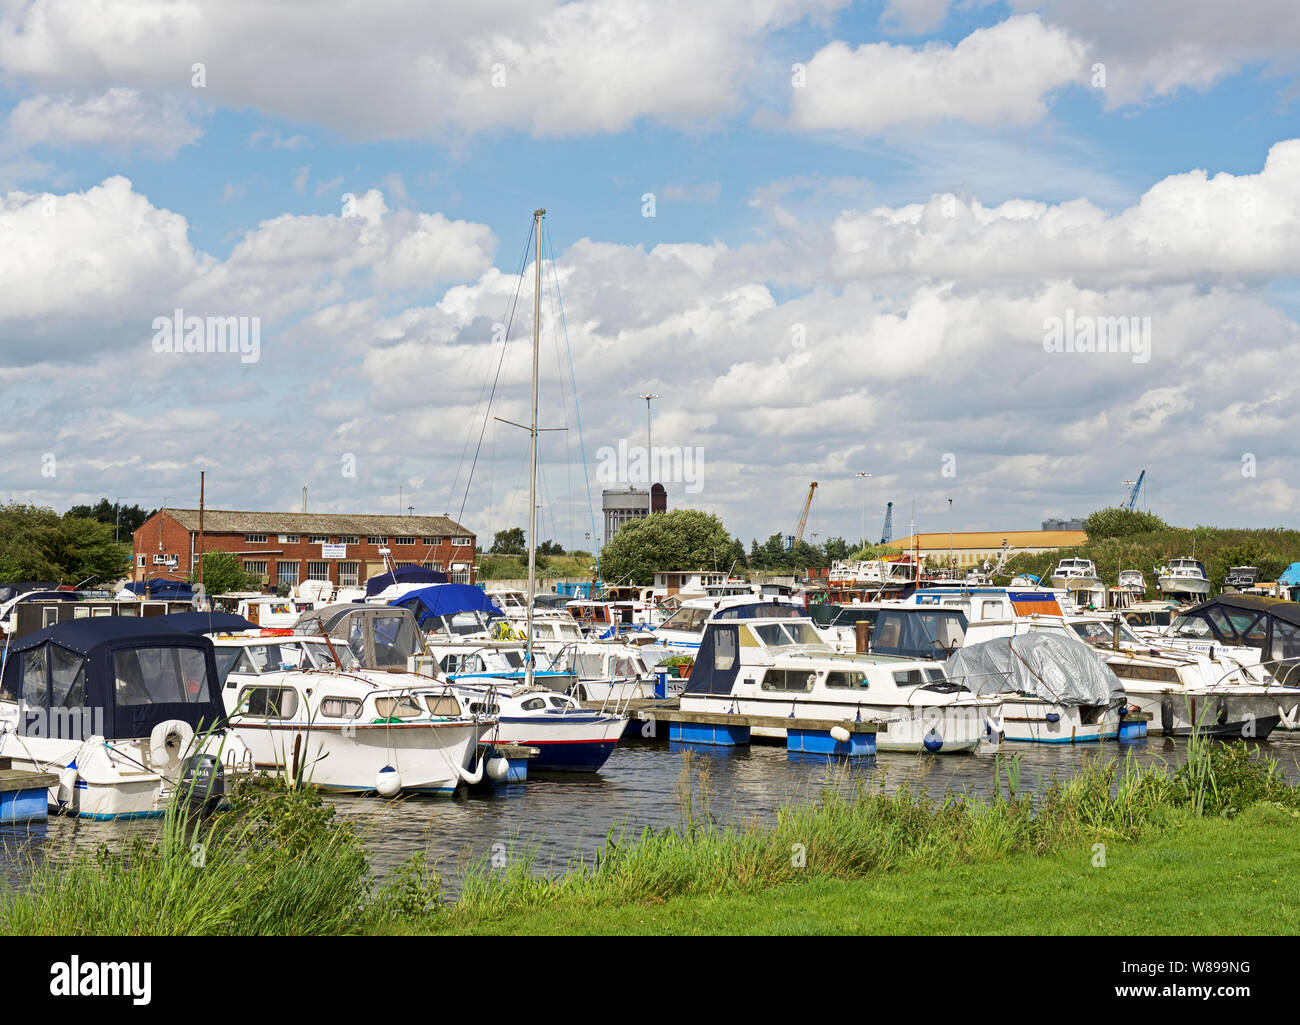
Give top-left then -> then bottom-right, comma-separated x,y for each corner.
1124,470 -> 1145,511
879,501 -> 894,545
788,481 -> 818,549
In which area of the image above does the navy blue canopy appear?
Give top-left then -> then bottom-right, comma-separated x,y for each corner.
1,616 -> 227,741
159,611 -> 257,635
124,579 -> 195,600
0,582 -> 59,603
364,565 -> 448,597
389,584 -> 503,626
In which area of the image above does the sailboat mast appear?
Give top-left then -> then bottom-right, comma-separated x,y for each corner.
525,208 -> 545,688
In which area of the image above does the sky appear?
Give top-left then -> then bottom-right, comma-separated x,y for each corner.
1,0 -> 1299,551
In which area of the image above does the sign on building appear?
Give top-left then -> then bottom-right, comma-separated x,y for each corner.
321,543 -> 347,559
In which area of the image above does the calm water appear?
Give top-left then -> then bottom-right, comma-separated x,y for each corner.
5,732 -> 1300,890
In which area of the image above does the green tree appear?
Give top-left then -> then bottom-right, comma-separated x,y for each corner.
490,527 -> 526,555
822,536 -> 851,562
66,498 -> 156,537
599,509 -> 735,585
1083,507 -> 1168,539
0,503 -> 130,585
191,551 -> 259,594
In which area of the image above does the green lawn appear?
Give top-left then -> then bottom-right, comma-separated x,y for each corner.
416,805 -> 1300,935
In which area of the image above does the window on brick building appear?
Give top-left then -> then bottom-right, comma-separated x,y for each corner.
309,535 -> 330,544
279,534 -> 300,543
244,560 -> 269,581
245,534 -> 268,544
367,536 -> 385,545
421,536 -> 441,545
277,563 -> 299,587
338,535 -> 359,545
338,562 -> 360,587
306,561 -> 330,581
394,537 -> 415,546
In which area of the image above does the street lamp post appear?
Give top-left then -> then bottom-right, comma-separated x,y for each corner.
855,472 -> 871,552
947,497 -> 953,575
639,393 -> 658,518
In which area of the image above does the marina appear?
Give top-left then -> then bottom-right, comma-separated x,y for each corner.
2,0 -> 1299,956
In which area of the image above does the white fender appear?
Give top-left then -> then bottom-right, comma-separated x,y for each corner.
486,755 -> 510,781
458,754 -> 485,785
149,720 -> 195,772
375,765 -> 402,797
984,715 -> 1005,736
1279,704 -> 1298,731
57,763 -> 79,806
829,725 -> 852,744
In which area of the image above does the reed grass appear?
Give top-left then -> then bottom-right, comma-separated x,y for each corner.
2,734 -> 1298,935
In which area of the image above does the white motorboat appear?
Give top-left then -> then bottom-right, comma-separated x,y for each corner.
679,602 -> 1002,753
1048,558 -> 1103,592
1117,569 -> 1146,595
213,633 -> 492,795
0,617 -> 250,819
548,640 -> 661,702
1157,558 -> 1210,598
1065,615 -> 1298,739
874,599 -> 1126,743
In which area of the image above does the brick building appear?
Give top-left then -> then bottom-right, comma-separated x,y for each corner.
133,508 -> 477,590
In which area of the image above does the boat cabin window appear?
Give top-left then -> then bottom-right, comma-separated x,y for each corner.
467,700 -> 499,715
548,696 -> 570,708
1223,610 -> 1267,646
237,685 -> 298,718
1070,621 -> 1143,646
751,622 -> 822,647
320,697 -> 362,718
978,601 -> 1005,620
521,697 -> 546,711
659,607 -> 709,633
825,670 -> 867,689
425,694 -> 462,717
714,629 -> 736,670
892,668 -> 948,688
49,647 -> 86,709
613,655 -> 643,678
572,653 -> 605,677
374,696 -> 423,719
760,669 -> 815,693
1168,614 -> 1213,639
114,647 -> 214,705
1269,619 -> 1300,662
442,654 -> 486,674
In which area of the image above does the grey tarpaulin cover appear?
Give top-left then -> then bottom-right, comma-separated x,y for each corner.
943,634 -> 1126,705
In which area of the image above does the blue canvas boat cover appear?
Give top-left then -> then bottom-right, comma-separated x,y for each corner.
159,611 -> 257,635
1,616 -> 227,740
389,584 -> 503,625
364,565 -> 449,596
124,579 -> 195,600
1279,563 -> 1300,587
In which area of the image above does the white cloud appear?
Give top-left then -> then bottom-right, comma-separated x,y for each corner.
5,88 -> 200,156
1010,0 -> 1300,107
832,138 -> 1300,286
0,0 -> 849,140
788,15 -> 1088,135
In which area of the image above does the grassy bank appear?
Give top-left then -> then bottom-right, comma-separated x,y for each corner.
1003,525 -> 1300,594
3,741 -> 1298,935
411,805 -> 1300,935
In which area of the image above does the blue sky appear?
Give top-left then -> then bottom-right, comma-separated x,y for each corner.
2,0 -> 1299,549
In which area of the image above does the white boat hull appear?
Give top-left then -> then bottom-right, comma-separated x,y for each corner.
232,719 -> 486,794
998,697 -> 1122,744
678,694 -> 1001,753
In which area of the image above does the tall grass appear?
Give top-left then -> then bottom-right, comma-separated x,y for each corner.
4,736 -> 1299,935
0,776 -> 374,935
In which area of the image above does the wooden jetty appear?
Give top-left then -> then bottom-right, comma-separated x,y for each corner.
581,698 -> 886,757
0,763 -> 57,823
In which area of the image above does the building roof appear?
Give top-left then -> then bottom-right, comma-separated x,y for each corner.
890,530 -> 1089,550
153,508 -> 473,537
